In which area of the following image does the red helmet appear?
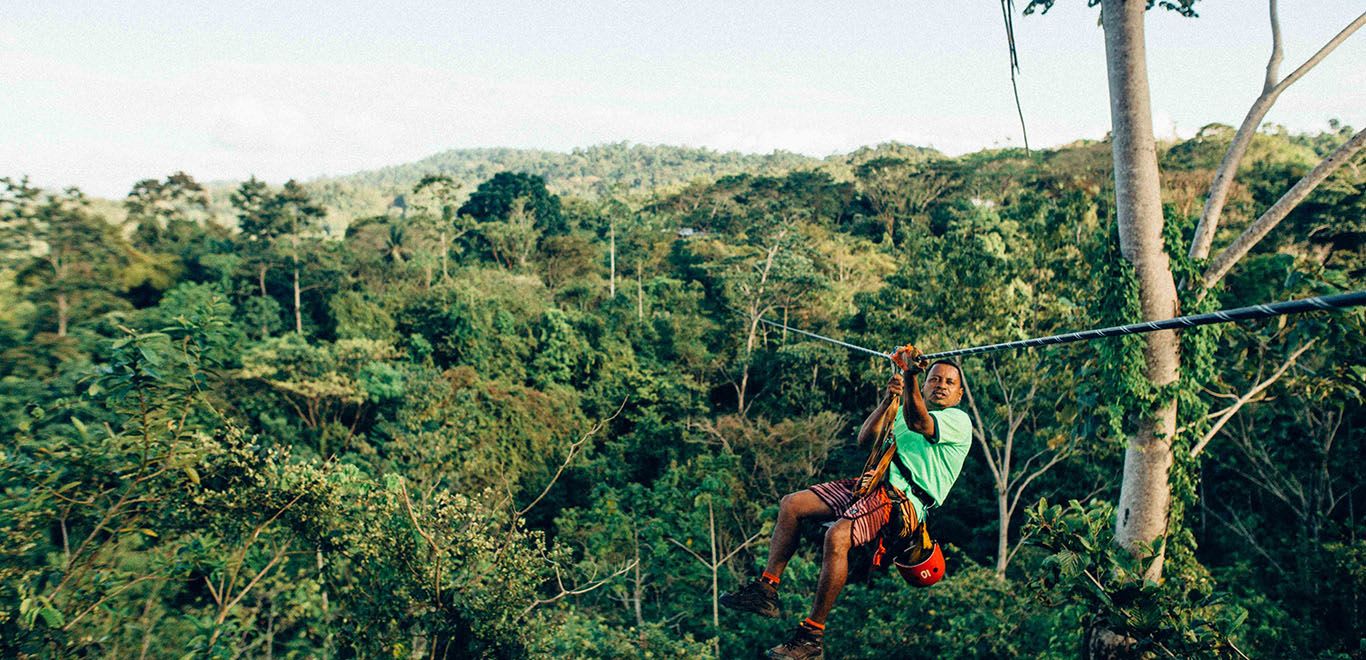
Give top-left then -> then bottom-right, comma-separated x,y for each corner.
895,542 -> 945,587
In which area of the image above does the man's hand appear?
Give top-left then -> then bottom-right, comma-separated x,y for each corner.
893,345 -> 930,374
885,373 -> 904,399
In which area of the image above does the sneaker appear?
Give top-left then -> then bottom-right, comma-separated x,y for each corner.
766,625 -> 824,659
718,579 -> 780,618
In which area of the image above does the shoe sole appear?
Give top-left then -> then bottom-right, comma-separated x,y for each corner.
718,597 -> 780,619
765,649 -> 822,659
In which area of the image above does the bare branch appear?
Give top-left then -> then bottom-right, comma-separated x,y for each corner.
399,479 -> 443,603
220,545 -> 287,619
207,544 -> 290,648
519,398 -> 628,516
520,559 -> 639,619
964,378 -> 1005,483
666,536 -> 710,566
1190,339 -> 1317,458
1189,8 -> 1365,264
1005,526 -> 1036,566
1262,0 -> 1284,93
1230,431 -> 1307,515
1008,449 -> 1070,517
1272,10 -> 1365,99
219,491 -> 306,605
1199,127 -> 1366,293
1207,507 -> 1275,564
63,575 -> 162,631
719,531 -> 765,565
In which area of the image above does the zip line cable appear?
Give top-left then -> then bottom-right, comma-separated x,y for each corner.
754,316 -> 895,361
755,290 -> 1366,365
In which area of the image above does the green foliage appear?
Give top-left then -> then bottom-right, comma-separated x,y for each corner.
1024,499 -> 1246,657
835,559 -> 1083,659
459,172 -> 567,236
1,125 -> 1361,656
321,143 -> 826,212
329,290 -> 397,340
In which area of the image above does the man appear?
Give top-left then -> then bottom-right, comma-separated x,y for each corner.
720,346 -> 972,659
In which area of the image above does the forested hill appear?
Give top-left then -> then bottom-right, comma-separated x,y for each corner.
335,143 -> 828,194
259,142 -> 944,222
2,123 -> 1362,657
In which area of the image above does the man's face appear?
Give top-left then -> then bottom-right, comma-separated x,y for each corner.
922,363 -> 964,409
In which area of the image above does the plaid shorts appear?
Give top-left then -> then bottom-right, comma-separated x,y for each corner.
808,478 -> 900,549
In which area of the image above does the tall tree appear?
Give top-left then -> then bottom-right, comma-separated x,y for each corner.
232,176 -> 283,299
10,186 -> 125,337
1020,0 -> 1364,655
124,171 -> 210,250
409,175 -> 474,283
1022,0 -> 1362,559
1100,0 -> 1183,582
274,180 -> 326,334
0,177 -> 42,268
459,172 -> 567,236
854,157 -> 954,244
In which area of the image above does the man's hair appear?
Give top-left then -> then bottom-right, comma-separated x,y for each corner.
925,359 -> 965,391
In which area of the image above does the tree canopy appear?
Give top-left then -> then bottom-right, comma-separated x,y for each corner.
0,122 -> 1362,657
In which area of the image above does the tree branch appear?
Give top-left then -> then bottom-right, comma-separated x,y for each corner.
1188,7 -> 1365,264
519,398 -> 628,517
964,378 -> 1005,484
1008,449 -> 1070,518
1199,127 -> 1366,294
1207,506 -> 1275,564
399,478 -> 443,604
520,559 -> 638,619
1189,339 -> 1316,458
63,575 -> 162,631
719,531 -> 765,565
666,536 -> 710,566
1262,0 -> 1284,94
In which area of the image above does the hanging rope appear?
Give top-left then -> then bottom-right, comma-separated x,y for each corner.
1000,0 -> 1030,154
756,290 -> 1365,364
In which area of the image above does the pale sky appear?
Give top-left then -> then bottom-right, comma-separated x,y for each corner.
3,1 -> 1363,198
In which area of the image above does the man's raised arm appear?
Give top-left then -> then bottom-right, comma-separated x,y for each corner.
856,373 -> 902,447
895,346 -> 936,438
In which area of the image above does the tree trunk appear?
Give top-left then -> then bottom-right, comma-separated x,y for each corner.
1103,0 -> 1180,580
708,501 -> 720,660
290,226 -> 303,335
631,528 -> 644,629
440,230 -> 448,281
736,238 -> 784,415
609,221 -> 616,298
292,264 -> 303,335
995,490 -> 1010,580
56,292 -> 68,337
258,264 -> 268,297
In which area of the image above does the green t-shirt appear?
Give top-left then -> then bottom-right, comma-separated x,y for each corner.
886,406 -> 973,521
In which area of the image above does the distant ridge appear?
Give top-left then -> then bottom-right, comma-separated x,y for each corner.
322,143 -> 825,196
299,141 -> 941,220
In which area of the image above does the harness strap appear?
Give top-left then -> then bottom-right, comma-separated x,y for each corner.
891,450 -> 936,510
853,395 -> 900,498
